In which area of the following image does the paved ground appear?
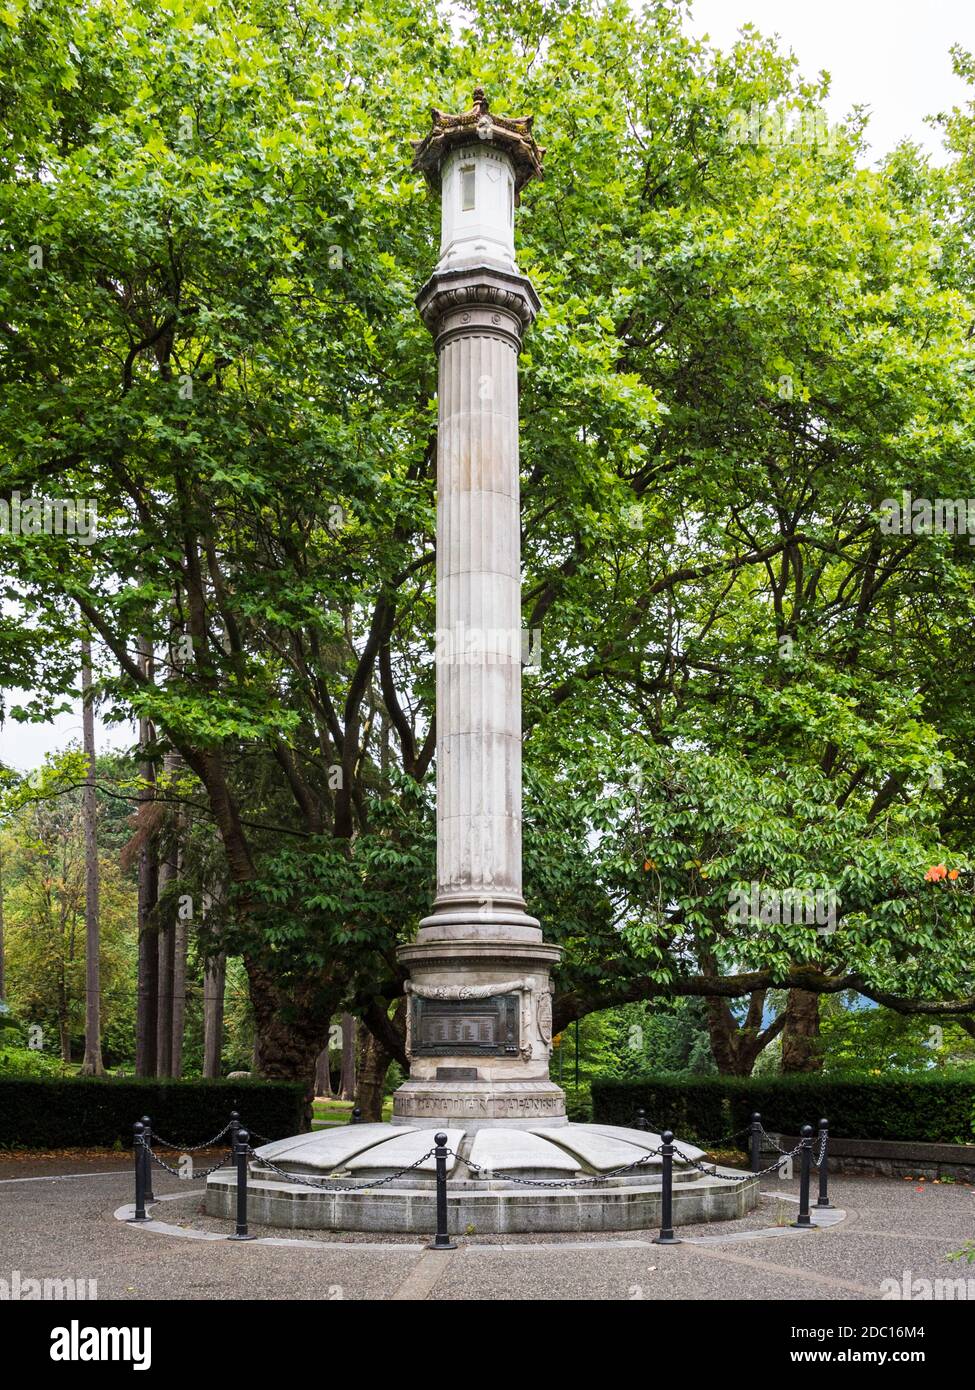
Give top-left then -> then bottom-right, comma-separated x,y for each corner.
0,1155 -> 972,1301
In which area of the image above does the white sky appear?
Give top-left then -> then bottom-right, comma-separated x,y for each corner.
2,0 -> 973,771
685,0 -> 973,164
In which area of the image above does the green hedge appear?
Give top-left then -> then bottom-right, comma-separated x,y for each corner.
0,1076 -> 306,1150
591,1073 -> 975,1147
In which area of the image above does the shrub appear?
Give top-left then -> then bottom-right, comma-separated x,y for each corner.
591,1072 -> 975,1146
0,1076 -> 306,1149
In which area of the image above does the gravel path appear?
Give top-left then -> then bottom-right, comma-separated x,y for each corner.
1,1159 -> 972,1301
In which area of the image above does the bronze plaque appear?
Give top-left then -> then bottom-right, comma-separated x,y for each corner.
412,994 -> 520,1057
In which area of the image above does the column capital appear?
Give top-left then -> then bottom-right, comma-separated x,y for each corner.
416,264 -> 540,351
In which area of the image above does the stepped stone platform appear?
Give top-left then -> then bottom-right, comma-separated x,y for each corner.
204,1122 -> 760,1234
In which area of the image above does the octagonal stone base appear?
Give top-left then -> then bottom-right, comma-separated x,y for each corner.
205,1122 -> 759,1235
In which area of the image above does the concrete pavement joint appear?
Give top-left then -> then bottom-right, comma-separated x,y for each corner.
114,1191 -> 427,1253
678,1240 -> 879,1296
0,1171 -> 126,1184
389,1249 -> 458,1300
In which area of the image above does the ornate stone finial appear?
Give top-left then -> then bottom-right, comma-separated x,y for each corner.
411,87 -> 544,194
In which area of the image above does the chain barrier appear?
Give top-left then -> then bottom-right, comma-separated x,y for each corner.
758,1126 -> 829,1170
758,1124 -> 791,1156
148,1122 -> 234,1153
253,1147 -> 443,1193
457,1147 -> 662,1189
129,1110 -> 830,1244
634,1119 -> 753,1150
694,1123 -> 753,1150
144,1143 -> 234,1181
451,1141 -> 802,1189
674,1138 -> 806,1184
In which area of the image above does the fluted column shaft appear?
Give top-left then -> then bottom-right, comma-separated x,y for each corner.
416,266 -> 540,936
436,324 -> 522,913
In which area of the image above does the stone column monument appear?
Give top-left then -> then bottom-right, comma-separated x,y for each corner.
211,92 -> 754,1228
392,89 -> 565,1130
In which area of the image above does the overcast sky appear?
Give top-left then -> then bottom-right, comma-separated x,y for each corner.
2,1 -> 972,771
685,0 -> 972,164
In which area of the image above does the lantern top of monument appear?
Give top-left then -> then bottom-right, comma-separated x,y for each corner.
411,86 -> 544,195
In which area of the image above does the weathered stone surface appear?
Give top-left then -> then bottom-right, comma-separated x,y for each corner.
530,1127 -> 666,1173
344,1128 -> 464,1174
393,1078 -> 566,1128
467,1129 -> 581,1175
206,1165 -> 759,1234
578,1123 -> 706,1162
257,1123 -> 411,1169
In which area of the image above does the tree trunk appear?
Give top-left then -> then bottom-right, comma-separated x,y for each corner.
0,838 -> 5,1003
170,833 -> 188,1076
135,642 -> 158,1077
356,1001 -> 403,1122
203,951 -> 226,1079
315,1044 -> 333,1099
781,988 -> 823,1072
339,1012 -> 356,1100
57,962 -> 70,1063
170,914 -> 188,1076
80,632 -> 104,1075
705,990 -> 784,1076
244,955 -> 342,1127
155,750 -> 179,1077
155,856 -> 176,1076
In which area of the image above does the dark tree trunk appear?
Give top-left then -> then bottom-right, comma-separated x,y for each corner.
170,913 -> 188,1076
80,633 -> 104,1075
155,750 -> 180,1076
155,858 -> 176,1077
170,827 -> 188,1076
356,1000 -> 403,1122
0,838 -> 5,1003
203,949 -> 226,1079
315,1045 -> 332,1098
135,644 -> 158,1078
244,956 -> 342,1127
705,990 -> 784,1076
57,964 -> 70,1063
781,988 -> 823,1072
339,1012 -> 356,1100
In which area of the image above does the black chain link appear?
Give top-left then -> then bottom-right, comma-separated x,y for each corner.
758,1126 -> 829,1170
147,1122 -> 234,1153
143,1142 -> 234,1180
672,1137 -> 806,1183
695,1123 -> 754,1150
253,1146 -> 442,1192
635,1119 -> 753,1150
142,1117 -> 820,1195
458,1146 -> 663,1188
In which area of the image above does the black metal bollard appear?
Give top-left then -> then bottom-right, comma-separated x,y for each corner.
750,1112 -> 762,1173
350,1106 -> 362,1125
427,1132 -> 457,1250
129,1122 -> 148,1222
652,1130 -> 682,1245
791,1124 -> 814,1228
816,1117 -> 832,1208
229,1109 -> 240,1147
140,1115 -> 155,1202
228,1128 -> 257,1241
634,1108 -> 649,1132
